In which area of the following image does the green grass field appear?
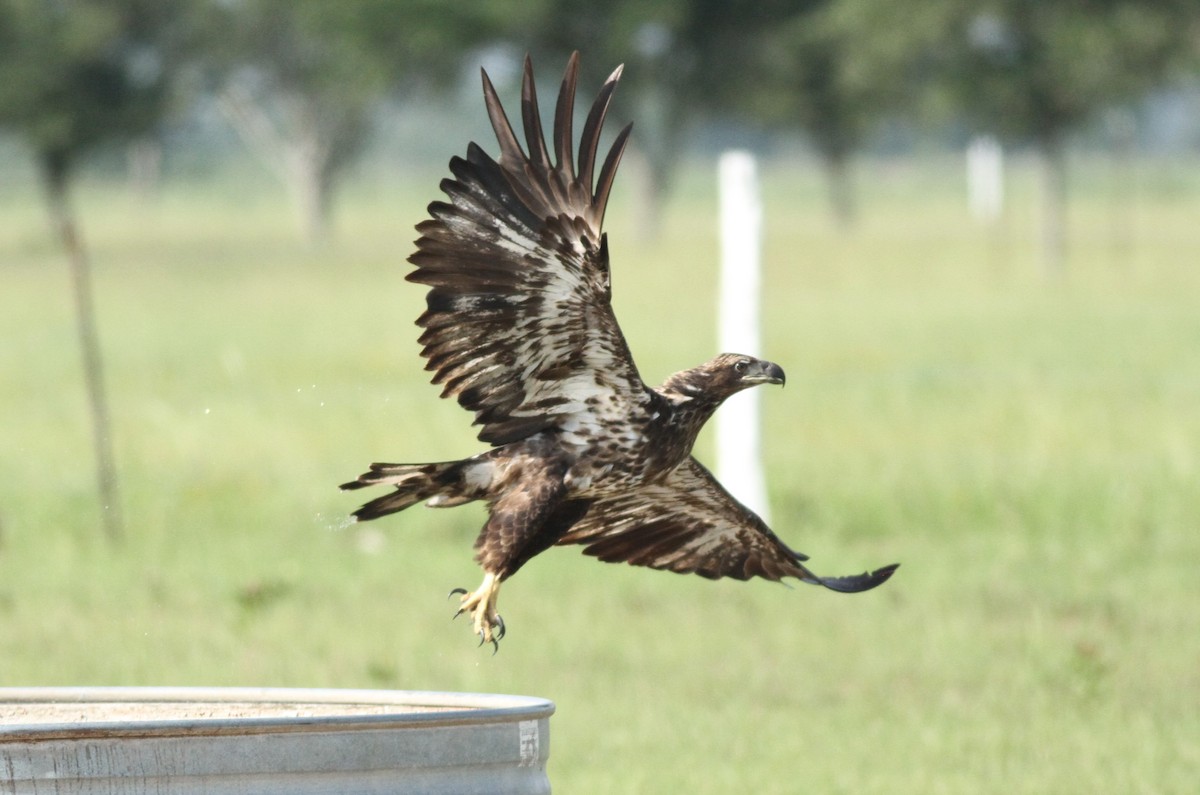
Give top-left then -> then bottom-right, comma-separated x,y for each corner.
2,152 -> 1198,792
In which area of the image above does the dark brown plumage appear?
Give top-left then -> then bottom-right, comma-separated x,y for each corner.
342,53 -> 897,648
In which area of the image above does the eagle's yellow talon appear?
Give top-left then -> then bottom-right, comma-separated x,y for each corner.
450,573 -> 504,650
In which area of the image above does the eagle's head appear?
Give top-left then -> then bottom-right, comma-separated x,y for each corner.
661,353 -> 786,404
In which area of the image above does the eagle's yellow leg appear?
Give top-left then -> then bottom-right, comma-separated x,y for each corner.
451,572 -> 505,650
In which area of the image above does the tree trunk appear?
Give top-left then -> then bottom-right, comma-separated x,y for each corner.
1106,110 -> 1136,271
126,138 -> 163,201
287,131 -> 333,246
625,145 -> 664,244
1038,135 -> 1068,280
824,149 -> 856,230
218,86 -> 340,247
40,151 -> 124,543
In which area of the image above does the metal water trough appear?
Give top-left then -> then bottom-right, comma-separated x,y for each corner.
0,687 -> 553,794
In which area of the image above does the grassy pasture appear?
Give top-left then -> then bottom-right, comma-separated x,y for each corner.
1,152 -> 1199,792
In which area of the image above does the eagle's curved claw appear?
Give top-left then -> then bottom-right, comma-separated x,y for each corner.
449,573 -> 505,651
480,614 -> 506,654
449,588 -> 469,621
449,588 -> 472,621
484,614 -> 504,653
474,616 -> 505,653
478,630 -> 500,655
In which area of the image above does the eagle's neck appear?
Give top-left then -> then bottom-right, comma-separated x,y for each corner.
666,393 -> 722,434
651,376 -> 727,466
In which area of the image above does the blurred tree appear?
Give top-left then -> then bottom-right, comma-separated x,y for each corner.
0,0 -> 193,542
729,0 -> 906,228
697,0 -> 984,230
921,0 -> 1199,277
522,0 -> 913,231
206,0 -> 529,244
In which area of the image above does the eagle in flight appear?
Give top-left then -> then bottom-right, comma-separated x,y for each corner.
343,53 -> 897,650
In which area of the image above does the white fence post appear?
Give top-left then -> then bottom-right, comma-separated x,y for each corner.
967,135 -> 1004,223
716,151 -> 770,522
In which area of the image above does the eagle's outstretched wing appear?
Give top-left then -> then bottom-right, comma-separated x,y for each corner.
409,52 -> 651,446
557,458 -> 899,591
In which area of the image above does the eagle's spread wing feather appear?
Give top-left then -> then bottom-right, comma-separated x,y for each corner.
409,53 -> 649,446
557,458 -> 899,591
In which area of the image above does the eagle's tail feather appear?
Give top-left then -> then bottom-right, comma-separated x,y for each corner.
341,460 -> 481,522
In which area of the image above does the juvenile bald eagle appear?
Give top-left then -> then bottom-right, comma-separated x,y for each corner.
343,53 -> 897,649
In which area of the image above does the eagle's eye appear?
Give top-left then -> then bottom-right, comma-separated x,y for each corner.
734,359 -> 748,373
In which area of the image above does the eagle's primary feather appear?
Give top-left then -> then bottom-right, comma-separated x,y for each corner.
344,52 -> 897,649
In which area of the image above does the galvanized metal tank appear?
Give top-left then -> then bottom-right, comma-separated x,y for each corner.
0,687 -> 553,794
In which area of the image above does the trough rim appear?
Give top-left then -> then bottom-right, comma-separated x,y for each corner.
0,686 -> 555,741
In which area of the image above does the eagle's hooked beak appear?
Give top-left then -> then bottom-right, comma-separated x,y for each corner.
742,359 -> 786,387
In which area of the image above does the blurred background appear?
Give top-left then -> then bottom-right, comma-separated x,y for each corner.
2,1 -> 1199,792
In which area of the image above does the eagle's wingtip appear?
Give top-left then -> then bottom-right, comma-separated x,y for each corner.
818,562 -> 899,594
